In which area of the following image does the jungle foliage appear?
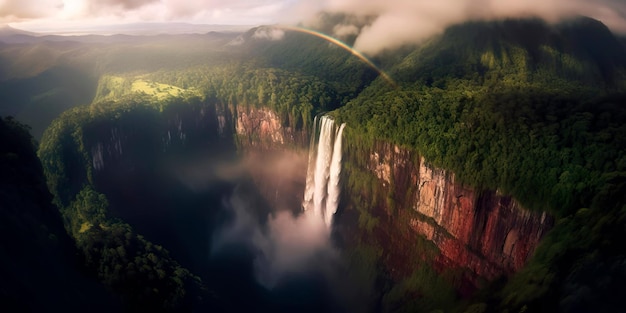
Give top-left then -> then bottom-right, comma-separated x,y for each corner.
336,17 -> 626,216
0,116 -> 117,312
37,94 -> 217,311
333,17 -> 626,312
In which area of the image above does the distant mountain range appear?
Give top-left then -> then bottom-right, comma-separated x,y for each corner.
0,23 -> 253,37
0,23 -> 251,44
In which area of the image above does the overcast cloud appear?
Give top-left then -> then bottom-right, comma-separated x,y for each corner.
2,0 -> 626,54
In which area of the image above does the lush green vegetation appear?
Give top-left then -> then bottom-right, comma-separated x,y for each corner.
94,75 -> 195,102
0,116 -> 116,311
0,32 -> 238,140
333,17 -> 626,312
338,85 -> 626,216
337,18 -> 626,216
37,94 -> 221,311
147,64 -> 338,130
240,25 -> 379,101
487,204 -> 626,312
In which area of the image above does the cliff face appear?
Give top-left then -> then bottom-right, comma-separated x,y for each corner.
234,106 -> 308,149
88,101 -> 233,173
365,141 -> 554,284
232,105 -> 309,212
210,105 -> 555,287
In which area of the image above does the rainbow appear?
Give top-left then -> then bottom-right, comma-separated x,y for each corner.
276,25 -> 397,88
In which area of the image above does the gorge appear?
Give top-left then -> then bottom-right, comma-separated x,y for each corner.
40,93 -> 554,311
4,15 -> 625,313
235,106 -> 554,293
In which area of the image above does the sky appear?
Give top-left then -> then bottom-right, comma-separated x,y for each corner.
2,0 -> 626,54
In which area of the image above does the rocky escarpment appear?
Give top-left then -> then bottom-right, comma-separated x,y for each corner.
232,106 -> 554,288
366,142 -> 554,285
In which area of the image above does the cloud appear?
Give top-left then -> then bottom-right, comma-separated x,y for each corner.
332,23 -> 359,38
253,26 -> 285,40
91,0 -> 157,11
0,0 -> 63,20
289,0 -> 626,55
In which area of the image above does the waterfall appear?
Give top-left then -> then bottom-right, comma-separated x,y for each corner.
302,116 -> 346,228
325,122 -> 345,227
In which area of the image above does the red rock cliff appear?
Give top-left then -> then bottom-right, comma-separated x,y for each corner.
234,106 -> 308,149
365,142 -> 553,285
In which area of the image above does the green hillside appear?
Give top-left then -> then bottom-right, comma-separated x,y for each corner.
36,94 -> 227,311
333,17 -> 626,312
337,17 -> 626,216
0,32 -> 237,140
0,116 -> 116,312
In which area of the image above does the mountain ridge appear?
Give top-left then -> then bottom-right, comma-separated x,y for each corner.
386,16 -> 626,88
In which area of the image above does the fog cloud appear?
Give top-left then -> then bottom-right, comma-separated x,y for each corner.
332,23 -> 359,38
286,0 -> 626,55
253,26 -> 285,41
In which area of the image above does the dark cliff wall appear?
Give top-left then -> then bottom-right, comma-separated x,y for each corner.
87,101 -> 234,173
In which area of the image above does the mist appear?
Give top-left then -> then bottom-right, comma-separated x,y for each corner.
208,148 -> 334,287
212,186 -> 335,289
203,149 -> 361,312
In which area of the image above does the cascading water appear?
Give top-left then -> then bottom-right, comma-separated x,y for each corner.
302,115 -> 346,228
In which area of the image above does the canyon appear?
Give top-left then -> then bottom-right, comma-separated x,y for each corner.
233,105 -> 555,291
86,100 -> 554,293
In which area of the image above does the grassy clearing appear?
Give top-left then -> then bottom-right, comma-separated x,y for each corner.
131,79 -> 187,100
95,75 -> 196,102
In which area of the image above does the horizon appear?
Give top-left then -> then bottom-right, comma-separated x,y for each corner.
1,22 -> 255,36
2,0 -> 626,54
